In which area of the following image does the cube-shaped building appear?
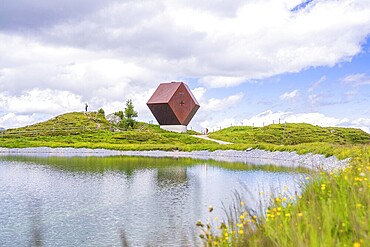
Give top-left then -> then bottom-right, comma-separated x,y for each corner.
147,82 -> 200,133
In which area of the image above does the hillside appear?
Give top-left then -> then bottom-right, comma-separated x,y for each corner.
0,112 -> 213,150
208,123 -> 370,145
1,113 -> 369,152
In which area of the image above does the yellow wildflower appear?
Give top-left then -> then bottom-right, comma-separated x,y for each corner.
353,242 -> 361,247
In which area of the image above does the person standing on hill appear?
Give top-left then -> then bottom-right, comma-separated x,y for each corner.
85,103 -> 88,113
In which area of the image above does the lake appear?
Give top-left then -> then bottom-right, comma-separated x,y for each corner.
0,155 -> 306,246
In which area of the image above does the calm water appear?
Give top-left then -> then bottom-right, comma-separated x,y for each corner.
0,155 -> 306,246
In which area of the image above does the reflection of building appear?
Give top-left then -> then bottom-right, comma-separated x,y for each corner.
157,167 -> 188,186
147,82 -> 200,133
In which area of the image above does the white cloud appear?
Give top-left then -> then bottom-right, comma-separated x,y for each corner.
342,73 -> 370,86
203,92 -> 244,111
308,76 -> 326,92
0,113 -> 39,129
199,76 -> 247,88
239,110 -> 370,133
2,0 -> 370,89
200,118 -> 236,130
280,89 -> 300,100
1,0 -> 370,129
0,89 -> 83,115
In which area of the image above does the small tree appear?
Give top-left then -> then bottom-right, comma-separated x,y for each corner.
97,108 -> 105,118
121,99 -> 138,130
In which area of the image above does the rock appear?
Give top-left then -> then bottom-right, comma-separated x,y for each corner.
106,113 -> 122,125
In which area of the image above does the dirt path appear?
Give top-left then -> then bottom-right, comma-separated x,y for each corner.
191,135 -> 233,145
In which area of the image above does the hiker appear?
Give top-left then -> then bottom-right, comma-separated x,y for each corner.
85,103 -> 88,112
205,128 -> 209,135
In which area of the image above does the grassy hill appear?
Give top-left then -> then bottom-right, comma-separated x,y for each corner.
0,112 -> 369,153
0,112 -> 215,150
208,123 -> 370,145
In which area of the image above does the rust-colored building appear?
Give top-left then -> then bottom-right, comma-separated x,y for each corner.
147,82 -> 200,132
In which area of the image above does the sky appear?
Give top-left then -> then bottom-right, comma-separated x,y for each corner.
0,0 -> 370,133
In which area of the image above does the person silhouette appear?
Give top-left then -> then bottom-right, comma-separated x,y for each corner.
85,103 -> 88,112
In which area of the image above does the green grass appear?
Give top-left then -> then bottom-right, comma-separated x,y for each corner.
197,145 -> 370,247
209,123 -> 370,145
1,113 -> 368,156
0,112 -> 217,150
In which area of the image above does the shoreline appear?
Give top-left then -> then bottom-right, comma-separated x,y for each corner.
0,147 -> 350,172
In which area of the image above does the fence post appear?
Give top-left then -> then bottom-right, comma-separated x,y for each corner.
282,121 -> 286,145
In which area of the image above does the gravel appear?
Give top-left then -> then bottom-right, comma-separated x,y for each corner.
0,147 -> 350,172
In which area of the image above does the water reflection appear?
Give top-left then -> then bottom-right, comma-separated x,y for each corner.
0,156 -> 307,246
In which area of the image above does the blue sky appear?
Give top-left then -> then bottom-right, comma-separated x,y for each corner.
0,0 -> 370,132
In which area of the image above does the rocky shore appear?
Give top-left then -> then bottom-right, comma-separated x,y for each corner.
0,147 -> 350,172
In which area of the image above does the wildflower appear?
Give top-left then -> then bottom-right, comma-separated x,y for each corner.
305,176 -> 310,180
240,201 -> 245,206
353,242 -> 361,247
356,203 -> 362,208
215,217 -> 219,221
238,229 -> 244,234
297,213 -> 303,217
240,215 -> 245,220
285,213 -> 291,217
275,198 -> 281,202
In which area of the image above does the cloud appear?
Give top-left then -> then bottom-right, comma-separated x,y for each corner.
0,113 -> 39,129
240,110 -> 370,133
0,89 -> 83,115
200,118 -> 236,130
2,0 -> 370,88
199,76 -> 247,88
0,0 -> 115,30
203,92 -> 244,111
342,73 -> 370,86
1,0 -> 370,130
280,89 -> 300,100
308,76 -> 326,92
